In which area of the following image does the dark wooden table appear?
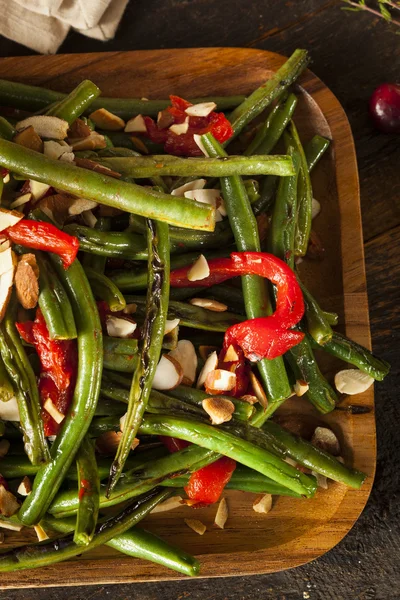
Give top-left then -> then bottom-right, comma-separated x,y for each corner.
0,1 -> 398,598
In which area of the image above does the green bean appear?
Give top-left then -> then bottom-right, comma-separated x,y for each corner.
168,386 -> 254,421
252,175 -> 278,216
227,49 -> 309,141
85,217 -> 111,273
305,135 -> 331,171
202,283 -> 246,314
108,220 -> 170,494
35,251 -> 77,340
0,140 -> 215,231
169,286 -> 207,302
0,295 -> 49,465
64,224 -> 147,260
0,488 -> 171,572
73,437 -> 100,546
0,116 -> 16,141
85,267 -> 126,312
244,179 -> 260,204
96,155 -> 294,178
245,93 -> 298,156
95,397 -> 126,416
0,355 -> 14,402
103,342 -> 138,373
18,258 -> 103,526
103,335 -> 139,356
0,79 -> 244,118
46,80 -> 100,125
299,280 -> 333,345
200,132 -> 292,406
43,517 -> 200,577
0,420 -> 4,436
102,369 -> 132,388
289,121 -> 313,256
138,414 -> 317,497
309,332 -> 390,381
127,296 -> 244,332
51,444 -> 214,518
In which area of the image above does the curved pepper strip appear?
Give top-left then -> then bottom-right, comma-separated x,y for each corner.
5,220 -> 79,269
170,251 -> 305,361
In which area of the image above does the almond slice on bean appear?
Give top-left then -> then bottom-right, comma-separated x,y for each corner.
44,140 -> 74,162
124,115 -> 147,133
0,520 -> 22,531
311,426 -> 341,456
151,496 -> 183,513
70,132 -> 107,151
187,254 -> 210,282
249,371 -> 268,409
0,485 -> 20,517
334,369 -> 374,395
185,102 -> 217,117
205,369 -> 236,393
171,179 -> 206,197
43,398 -> 65,425
34,524 -> 49,542
196,350 -> 218,388
0,207 -> 23,232
253,494 -> 273,514
29,181 -> 51,202
16,116 -> 69,140
294,380 -> 309,396
214,497 -> 228,529
164,318 -> 180,335
168,339 -> 198,387
312,198 -> 321,219
13,126 -> 43,152
152,354 -> 183,390
189,298 -> 227,312
89,108 -> 125,131
17,477 -> 32,497
184,518 -> 206,535
10,193 -> 32,210
202,396 -> 235,425
0,396 -> 19,421
106,315 -> 137,338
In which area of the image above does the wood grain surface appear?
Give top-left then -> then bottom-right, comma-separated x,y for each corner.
0,1 -> 398,598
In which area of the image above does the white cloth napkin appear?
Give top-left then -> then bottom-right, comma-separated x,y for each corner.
0,0 -> 129,54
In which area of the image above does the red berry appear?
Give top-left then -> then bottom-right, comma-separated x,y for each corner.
369,83 -> 400,133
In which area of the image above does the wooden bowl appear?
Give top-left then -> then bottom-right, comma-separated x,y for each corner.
0,48 -> 375,588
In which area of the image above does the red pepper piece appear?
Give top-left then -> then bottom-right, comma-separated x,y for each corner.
5,219 -> 79,269
170,252 -> 305,361
159,436 -> 190,454
184,456 -> 236,505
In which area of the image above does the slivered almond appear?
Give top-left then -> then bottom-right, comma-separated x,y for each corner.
0,396 -> 19,421
152,354 -> 183,391
0,486 -> 19,517
43,398 -> 65,424
193,134 -> 210,156
70,132 -> 107,151
89,108 -> 125,131
0,439 -> 10,458
124,114 -> 147,133
0,520 -> 22,531
185,102 -> 217,117
202,396 -> 235,425
16,116 -> 69,140
196,350 -> 218,388
223,345 -> 239,363
15,255 -> 39,309
130,136 -> 149,154
29,180 -> 51,202
151,496 -> 183,513
2,172 -> 9,184
10,193 -> 32,210
38,193 -> 75,225
0,240 -> 10,252
311,427 -> 341,456
184,189 -> 223,220
184,518 -> 206,535
0,207 -> 23,232
106,315 -> 137,338
17,477 -> 31,497
68,198 -> 98,216
334,369 -> 374,395
34,524 -> 49,542
187,254 -> 209,282
0,248 -> 17,321
312,471 -> 328,489
157,110 -> 175,130
294,380 -> 309,397
123,303 -> 137,315
81,210 -> 97,228
171,178 -> 206,197
43,140 -> 74,162
214,497 -> 228,529
205,369 -> 236,393
68,118 -> 91,139
164,318 -> 180,335
240,394 -> 258,405
253,494 -> 272,514
168,339 -> 197,386
96,431 -> 122,455
170,118 -> 189,135
249,371 -> 268,409
13,126 -> 43,152
198,345 -> 218,362
312,198 -> 321,219
189,298 -> 227,312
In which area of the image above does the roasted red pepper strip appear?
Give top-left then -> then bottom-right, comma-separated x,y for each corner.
170,252 -> 305,360
5,219 -> 79,269
184,457 -> 236,506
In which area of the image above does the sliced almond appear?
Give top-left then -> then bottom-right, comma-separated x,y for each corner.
106,315 -> 137,338
96,431 -> 122,455
0,207 -> 23,232
0,520 -> 22,531
193,134 -> 210,157
170,118 -> 189,135
184,518 -> 206,535
164,318 -> 180,335
205,369 -> 236,393
2,172 -> 9,184
16,116 -> 69,140
15,259 -> 39,310
189,298 -> 227,312
124,114 -> 147,133
294,380 -> 309,397
168,339 -> 198,386
196,350 -> 218,388
43,140 -> 74,162
185,102 -> 217,117
0,396 -> 20,421
43,398 -> 65,424
0,246 -> 17,276
38,193 -> 74,225
81,209 -> 97,228
0,240 -> 10,252
123,303 -> 137,315
202,396 -> 235,425
157,110 -> 175,130
312,471 -> 328,489
21,252 -> 40,279
151,496 -> 183,513
311,426 -> 341,456
10,193 -> 32,210
0,248 -> 17,322
223,344 -> 239,363
240,394 -> 259,405
334,369 -> 374,395
17,476 -> 32,497
253,494 -> 273,514
0,486 -> 19,517
0,439 -> 10,458
152,354 -> 183,390
171,178 -> 206,197
214,497 -> 228,529
284,457 -> 298,468
312,198 -> 321,219
13,126 -> 43,152
34,524 -> 49,542
249,371 -> 268,409
29,180 -> 51,202
89,108 -> 125,131
68,118 -> 91,139
198,345 -> 218,362
70,132 -> 107,151
187,254 -> 210,282
130,136 -> 149,154
184,189 -> 223,221
68,198 -> 98,216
